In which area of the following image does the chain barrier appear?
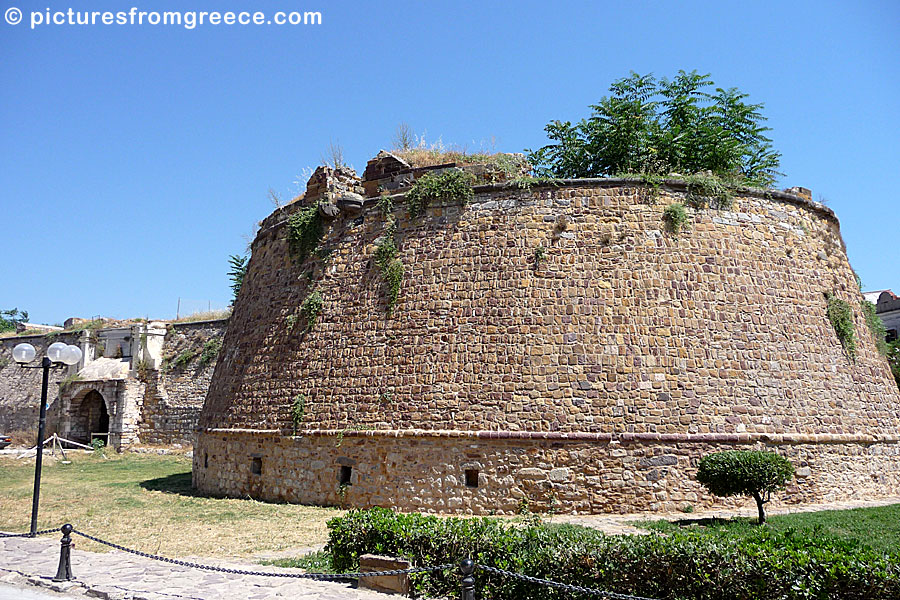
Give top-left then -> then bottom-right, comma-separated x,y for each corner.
477,564 -> 661,600
0,529 -> 59,538
26,526 -> 660,600
71,529 -> 453,580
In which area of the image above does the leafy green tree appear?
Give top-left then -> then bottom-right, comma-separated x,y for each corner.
227,254 -> 249,304
0,308 -> 28,333
696,450 -> 794,524
528,71 -> 781,187
888,340 -> 900,391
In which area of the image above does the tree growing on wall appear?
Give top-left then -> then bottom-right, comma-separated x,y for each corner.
227,255 -> 249,304
696,450 -> 794,524
0,308 -> 28,333
527,70 -> 782,187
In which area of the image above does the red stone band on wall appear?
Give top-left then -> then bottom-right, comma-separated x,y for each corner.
201,428 -> 900,445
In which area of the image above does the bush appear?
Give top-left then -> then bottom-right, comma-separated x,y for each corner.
197,338 -> 221,369
696,450 -> 794,524
527,70 -> 781,187
287,205 -> 323,262
861,300 -> 888,356
889,340 -> 900,391
826,293 -> 857,360
325,508 -> 899,600
662,203 -> 688,235
300,290 -> 323,331
405,169 -> 475,217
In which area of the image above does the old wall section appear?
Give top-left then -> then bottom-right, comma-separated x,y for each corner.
200,181 -> 899,436
195,179 -> 900,512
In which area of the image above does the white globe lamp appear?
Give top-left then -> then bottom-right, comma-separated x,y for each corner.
61,345 -> 83,366
46,342 -> 68,363
12,343 -> 36,364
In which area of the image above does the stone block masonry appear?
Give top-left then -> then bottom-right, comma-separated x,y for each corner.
194,429 -> 900,514
191,176 -> 900,513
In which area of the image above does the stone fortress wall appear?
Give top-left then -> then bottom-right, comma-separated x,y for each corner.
193,155 -> 900,514
0,319 -> 227,449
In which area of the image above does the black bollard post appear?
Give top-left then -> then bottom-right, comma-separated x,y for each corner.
52,524 -> 74,582
459,558 -> 475,600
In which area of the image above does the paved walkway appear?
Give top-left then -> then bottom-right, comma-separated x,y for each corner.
0,535 -> 387,600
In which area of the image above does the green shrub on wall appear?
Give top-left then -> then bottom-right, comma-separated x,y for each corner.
826,293 -> 857,360
405,169 -> 475,217
325,508 -> 900,600
287,205 -> 323,262
291,394 -> 306,434
662,203 -> 688,235
300,290 -> 323,331
198,338 -> 221,368
861,300 -> 889,356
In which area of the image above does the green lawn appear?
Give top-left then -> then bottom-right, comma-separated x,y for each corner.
638,503 -> 900,554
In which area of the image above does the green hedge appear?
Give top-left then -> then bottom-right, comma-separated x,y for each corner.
325,508 -> 900,600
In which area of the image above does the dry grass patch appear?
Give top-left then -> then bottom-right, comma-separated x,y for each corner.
0,452 -> 342,558
171,308 -> 232,324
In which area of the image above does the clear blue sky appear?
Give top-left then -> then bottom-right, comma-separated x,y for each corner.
2,0 -> 898,325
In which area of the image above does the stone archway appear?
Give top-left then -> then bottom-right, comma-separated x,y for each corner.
68,389 -> 110,445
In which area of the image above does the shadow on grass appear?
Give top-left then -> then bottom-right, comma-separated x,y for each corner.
140,471 -> 209,498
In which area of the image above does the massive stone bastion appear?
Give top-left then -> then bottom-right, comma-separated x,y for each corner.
194,162 -> 900,514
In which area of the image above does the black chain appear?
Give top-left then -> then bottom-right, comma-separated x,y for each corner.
71,529 -> 453,580
477,564 -> 661,600
0,529 -> 59,538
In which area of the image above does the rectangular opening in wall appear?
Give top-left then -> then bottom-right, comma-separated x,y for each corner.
251,456 -> 262,475
204,452 -> 209,469
339,465 -> 352,485
465,469 -> 479,488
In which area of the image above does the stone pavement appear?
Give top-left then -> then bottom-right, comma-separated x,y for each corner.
0,535 -> 388,600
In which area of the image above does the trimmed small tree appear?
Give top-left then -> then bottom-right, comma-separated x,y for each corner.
696,450 -> 794,524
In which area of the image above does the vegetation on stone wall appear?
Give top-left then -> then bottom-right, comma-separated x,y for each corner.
172,349 -> 198,370
527,70 -> 781,187
374,229 -> 404,313
826,294 -> 858,360
324,508 -> 899,600
662,203 -> 688,236
374,194 -> 405,313
696,450 -> 794,524
861,300 -> 889,356
405,169 -> 476,217
58,373 -> 82,393
198,338 -> 221,368
300,290 -> 323,331
683,171 -> 735,209
888,341 -> 900,390
287,205 -> 323,262
291,394 -> 306,434
227,254 -> 249,304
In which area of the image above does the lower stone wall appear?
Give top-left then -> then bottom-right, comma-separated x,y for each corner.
139,401 -> 199,446
192,430 -> 900,514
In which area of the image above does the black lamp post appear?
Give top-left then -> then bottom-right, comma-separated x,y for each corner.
12,341 -> 83,536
